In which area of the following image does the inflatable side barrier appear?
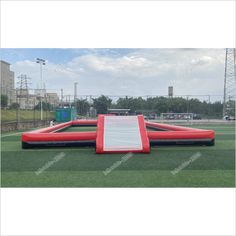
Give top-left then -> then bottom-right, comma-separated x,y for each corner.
22,116 -> 215,150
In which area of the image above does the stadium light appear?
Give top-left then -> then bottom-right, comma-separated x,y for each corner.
36,58 -> 46,120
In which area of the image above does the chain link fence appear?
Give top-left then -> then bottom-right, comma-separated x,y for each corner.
1,91 -> 230,132
64,94 -> 225,120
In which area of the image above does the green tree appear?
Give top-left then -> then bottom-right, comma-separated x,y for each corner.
93,95 -> 112,114
75,99 -> 90,116
116,96 -> 146,113
1,94 -> 8,108
34,101 -> 53,111
168,97 -> 188,113
225,100 -> 235,117
188,98 -> 202,114
9,103 -> 20,109
152,96 -> 169,114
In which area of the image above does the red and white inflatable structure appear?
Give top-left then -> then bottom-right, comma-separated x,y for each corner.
96,115 -> 150,153
22,115 -> 215,153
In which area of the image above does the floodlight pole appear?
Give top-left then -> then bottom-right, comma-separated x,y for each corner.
36,58 -> 46,120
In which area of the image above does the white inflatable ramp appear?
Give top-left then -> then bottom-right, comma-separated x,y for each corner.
96,115 -> 150,153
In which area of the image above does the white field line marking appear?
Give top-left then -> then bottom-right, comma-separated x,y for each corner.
1,126 -> 48,138
1,132 -> 23,138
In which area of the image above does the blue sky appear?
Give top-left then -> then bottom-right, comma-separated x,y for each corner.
1,48 -> 136,64
0,48 -> 226,101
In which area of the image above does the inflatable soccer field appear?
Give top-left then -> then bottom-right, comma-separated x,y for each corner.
22,115 -> 215,153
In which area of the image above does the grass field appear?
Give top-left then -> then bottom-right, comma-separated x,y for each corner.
1,109 -> 54,122
1,123 -> 235,187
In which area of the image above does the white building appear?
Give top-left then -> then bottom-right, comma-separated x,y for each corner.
0,60 -> 15,105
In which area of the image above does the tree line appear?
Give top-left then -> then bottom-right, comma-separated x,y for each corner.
2,94 -> 234,118
74,95 -> 228,118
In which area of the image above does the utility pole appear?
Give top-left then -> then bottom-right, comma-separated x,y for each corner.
36,58 -> 46,120
68,95 -> 71,107
223,48 -> 236,118
61,88 -> 63,108
208,95 -> 211,121
74,82 -> 78,102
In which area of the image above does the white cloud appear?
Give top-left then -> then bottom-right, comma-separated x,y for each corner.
11,49 -> 225,101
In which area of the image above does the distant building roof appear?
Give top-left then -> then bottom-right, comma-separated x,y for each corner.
108,109 -> 130,111
0,60 -> 11,65
107,109 -> 131,115
108,109 -> 130,112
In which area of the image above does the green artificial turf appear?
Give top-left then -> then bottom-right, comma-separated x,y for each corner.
1,123 -> 235,187
57,126 -> 97,132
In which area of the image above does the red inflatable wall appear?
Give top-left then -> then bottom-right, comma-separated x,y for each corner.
22,119 -> 215,149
